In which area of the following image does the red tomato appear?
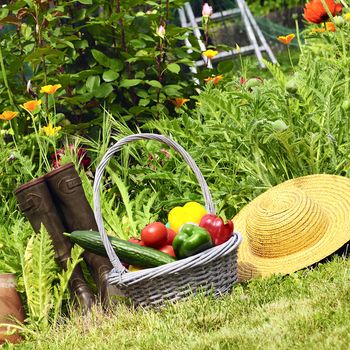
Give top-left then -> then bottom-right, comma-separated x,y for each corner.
128,237 -> 145,246
166,228 -> 177,245
159,245 -> 176,257
141,222 -> 167,248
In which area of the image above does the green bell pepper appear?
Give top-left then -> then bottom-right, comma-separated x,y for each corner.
172,224 -> 213,259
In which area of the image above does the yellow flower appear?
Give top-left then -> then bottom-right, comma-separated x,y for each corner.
41,123 -> 62,137
277,33 -> 295,45
344,13 -> 350,21
204,75 -> 224,85
0,110 -> 18,121
20,100 -> 42,112
203,49 -> 218,60
40,84 -> 62,94
170,98 -> 190,108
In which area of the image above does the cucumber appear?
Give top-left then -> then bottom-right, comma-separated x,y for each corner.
67,230 -> 176,268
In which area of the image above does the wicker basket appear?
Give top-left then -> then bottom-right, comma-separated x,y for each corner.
93,133 -> 242,307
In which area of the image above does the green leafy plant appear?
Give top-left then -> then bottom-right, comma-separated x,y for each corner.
0,0 -> 200,124
20,226 -> 84,333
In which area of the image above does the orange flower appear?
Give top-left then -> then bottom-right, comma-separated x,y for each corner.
0,110 -> 18,121
204,75 -> 224,85
203,49 -> 218,60
304,0 -> 342,24
20,100 -> 42,112
171,98 -> 190,108
277,34 -> 296,45
40,84 -> 62,94
326,21 -> 336,31
310,27 -> 326,33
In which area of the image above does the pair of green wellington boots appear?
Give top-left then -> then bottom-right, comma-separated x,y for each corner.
15,162 -> 116,311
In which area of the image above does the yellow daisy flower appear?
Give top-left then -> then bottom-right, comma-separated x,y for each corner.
40,84 -> 62,94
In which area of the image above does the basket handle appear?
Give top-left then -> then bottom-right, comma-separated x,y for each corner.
93,133 -> 216,274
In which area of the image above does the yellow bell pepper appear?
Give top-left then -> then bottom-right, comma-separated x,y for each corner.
128,265 -> 142,272
168,201 -> 207,233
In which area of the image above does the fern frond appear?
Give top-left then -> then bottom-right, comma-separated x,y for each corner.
23,226 -> 56,327
52,244 -> 84,325
262,59 -> 286,87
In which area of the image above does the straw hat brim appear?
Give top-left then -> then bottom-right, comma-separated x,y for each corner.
233,174 -> 350,281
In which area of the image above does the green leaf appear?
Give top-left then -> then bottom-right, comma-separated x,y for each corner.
86,75 -> 100,93
136,90 -> 149,98
119,79 -> 142,88
139,99 -> 150,106
24,48 -> 65,62
0,9 -> 9,21
129,39 -> 146,49
110,59 -> 124,72
167,63 -> 181,74
94,83 -> 114,98
91,49 -> 111,68
146,80 -> 162,88
77,0 -> 92,4
102,70 -> 119,82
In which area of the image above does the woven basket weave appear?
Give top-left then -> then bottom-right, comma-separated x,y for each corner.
93,133 -> 242,307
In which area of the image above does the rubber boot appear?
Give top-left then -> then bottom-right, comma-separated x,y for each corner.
14,177 -> 95,311
44,163 -> 116,307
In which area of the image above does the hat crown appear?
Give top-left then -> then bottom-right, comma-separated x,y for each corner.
246,188 -> 329,258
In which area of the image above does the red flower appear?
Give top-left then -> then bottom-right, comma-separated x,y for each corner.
51,145 -> 91,170
304,0 -> 342,24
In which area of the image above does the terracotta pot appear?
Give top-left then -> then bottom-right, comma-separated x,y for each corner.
0,273 -> 25,344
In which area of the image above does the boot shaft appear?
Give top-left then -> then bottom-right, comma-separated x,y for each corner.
14,177 -> 72,265
45,162 -> 98,232
45,163 -> 116,306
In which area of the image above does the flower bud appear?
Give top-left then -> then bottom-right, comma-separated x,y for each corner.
156,25 -> 165,39
202,3 -> 213,17
342,100 -> 350,111
333,15 -> 345,27
270,120 -> 288,132
286,79 -> 298,94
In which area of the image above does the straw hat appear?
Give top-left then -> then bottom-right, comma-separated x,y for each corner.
233,174 -> 350,281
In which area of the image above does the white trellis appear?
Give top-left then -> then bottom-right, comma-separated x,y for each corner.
178,0 -> 277,69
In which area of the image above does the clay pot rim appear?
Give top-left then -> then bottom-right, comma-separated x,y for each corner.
0,273 -> 16,279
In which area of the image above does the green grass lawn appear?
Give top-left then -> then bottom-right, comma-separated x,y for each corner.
14,256 -> 350,350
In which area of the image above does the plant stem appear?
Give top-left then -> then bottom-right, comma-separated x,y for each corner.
295,19 -> 303,54
287,45 -> 295,71
320,0 -> 334,20
339,30 -> 349,97
0,43 -> 15,107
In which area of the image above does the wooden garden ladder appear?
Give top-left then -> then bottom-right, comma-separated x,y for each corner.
178,0 -> 277,70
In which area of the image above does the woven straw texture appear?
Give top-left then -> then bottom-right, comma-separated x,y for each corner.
93,133 -> 242,307
233,174 -> 350,281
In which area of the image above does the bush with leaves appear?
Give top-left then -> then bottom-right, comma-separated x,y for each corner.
0,0 -> 201,125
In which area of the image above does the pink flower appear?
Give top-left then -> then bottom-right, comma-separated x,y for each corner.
202,3 -> 213,17
156,25 -> 166,39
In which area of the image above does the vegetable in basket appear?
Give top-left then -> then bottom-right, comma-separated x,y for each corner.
199,214 -> 234,246
168,201 -> 207,233
141,222 -> 167,248
66,230 -> 176,268
172,224 -> 212,259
